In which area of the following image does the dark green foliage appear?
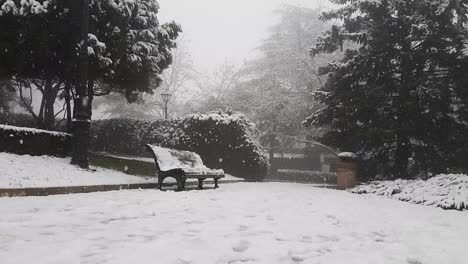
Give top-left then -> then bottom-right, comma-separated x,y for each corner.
0,125 -> 72,157
89,153 -> 156,177
0,0 -> 181,131
0,112 -> 36,128
306,0 -> 468,180
90,112 -> 270,181
87,0 -> 182,98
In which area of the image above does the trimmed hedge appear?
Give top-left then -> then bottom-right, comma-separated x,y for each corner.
91,112 -> 270,181
0,124 -> 72,157
0,112 -> 37,128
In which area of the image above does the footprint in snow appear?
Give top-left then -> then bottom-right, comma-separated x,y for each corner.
227,257 -> 256,264
291,255 -> 306,262
407,258 -> 423,264
300,235 -> 314,243
288,249 -> 309,263
237,225 -> 249,232
275,235 -> 289,242
232,240 -> 251,253
317,234 -> 339,242
28,208 -> 40,213
185,220 -> 203,225
287,246 -> 319,263
187,227 -> 201,233
370,231 -> 386,242
177,257 -> 193,264
39,231 -> 55,236
143,235 -> 157,242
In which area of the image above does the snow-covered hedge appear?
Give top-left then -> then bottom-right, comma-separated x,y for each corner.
0,124 -> 72,157
0,112 -> 36,128
269,169 -> 336,184
91,112 -> 270,181
351,174 -> 468,211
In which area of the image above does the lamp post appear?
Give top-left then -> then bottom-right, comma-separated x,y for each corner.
71,0 -> 91,168
160,90 -> 172,119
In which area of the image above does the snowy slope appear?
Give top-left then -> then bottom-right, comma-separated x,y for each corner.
0,183 -> 467,264
0,153 -> 156,188
351,174 -> 468,210
0,124 -> 70,137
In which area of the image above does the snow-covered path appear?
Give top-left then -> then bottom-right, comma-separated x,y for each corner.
0,183 -> 467,264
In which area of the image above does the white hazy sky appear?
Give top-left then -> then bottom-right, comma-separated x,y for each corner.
157,0 -> 330,71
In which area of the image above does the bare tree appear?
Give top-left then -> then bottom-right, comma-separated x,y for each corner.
190,5 -> 338,152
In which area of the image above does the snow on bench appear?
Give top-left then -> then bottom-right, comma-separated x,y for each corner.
145,144 -> 225,191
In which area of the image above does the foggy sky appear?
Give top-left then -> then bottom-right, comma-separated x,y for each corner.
157,0 -> 329,71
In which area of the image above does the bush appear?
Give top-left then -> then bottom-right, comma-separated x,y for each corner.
351,174 -> 468,211
268,169 -> 336,184
0,124 -> 72,157
0,112 -> 37,128
91,112 -> 270,181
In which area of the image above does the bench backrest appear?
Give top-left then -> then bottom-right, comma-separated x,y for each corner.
146,144 -> 208,172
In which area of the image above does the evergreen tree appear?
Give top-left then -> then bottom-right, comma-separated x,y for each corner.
0,0 -> 181,128
305,0 -> 468,179
0,0 -> 181,167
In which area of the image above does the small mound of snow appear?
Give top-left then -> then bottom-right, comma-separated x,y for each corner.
338,152 -> 357,159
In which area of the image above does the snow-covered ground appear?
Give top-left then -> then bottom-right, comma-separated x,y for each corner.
0,153 -> 156,188
0,183 -> 467,264
0,153 -> 242,188
351,174 -> 468,211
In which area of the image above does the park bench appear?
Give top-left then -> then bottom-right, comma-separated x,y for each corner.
145,144 -> 225,191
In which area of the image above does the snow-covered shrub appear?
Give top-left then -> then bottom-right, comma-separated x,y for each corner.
0,124 -> 71,157
269,169 -> 336,184
0,0 -> 52,16
91,112 -> 270,181
351,174 -> 468,211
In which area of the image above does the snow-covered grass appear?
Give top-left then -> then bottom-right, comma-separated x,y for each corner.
0,153 -> 156,188
0,153 -> 242,188
0,183 -> 467,264
351,174 -> 468,211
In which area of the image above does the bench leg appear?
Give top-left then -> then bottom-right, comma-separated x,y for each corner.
214,178 -> 219,189
158,176 -> 164,189
176,177 -> 184,191
198,179 -> 204,190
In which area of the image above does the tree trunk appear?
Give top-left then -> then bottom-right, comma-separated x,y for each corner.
87,79 -> 94,119
43,79 -> 56,130
64,82 -> 72,133
37,95 -> 45,129
393,136 -> 410,179
393,44 -> 412,179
